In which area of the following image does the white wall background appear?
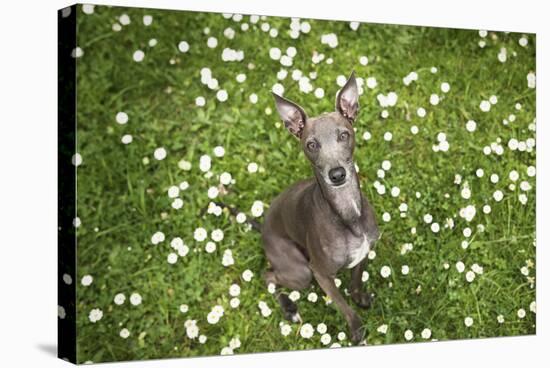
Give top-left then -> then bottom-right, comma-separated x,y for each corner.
0,0 -> 546,367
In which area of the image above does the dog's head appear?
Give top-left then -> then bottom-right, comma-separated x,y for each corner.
273,71 -> 359,188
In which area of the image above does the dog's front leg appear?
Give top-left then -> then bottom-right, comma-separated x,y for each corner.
350,258 -> 372,308
312,268 -> 364,344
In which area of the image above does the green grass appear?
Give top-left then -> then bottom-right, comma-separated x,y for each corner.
73,4 -> 536,363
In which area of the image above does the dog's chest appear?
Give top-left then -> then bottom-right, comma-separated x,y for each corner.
345,234 -> 371,269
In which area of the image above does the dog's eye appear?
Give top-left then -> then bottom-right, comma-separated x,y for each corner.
339,131 -> 350,141
306,141 -> 318,151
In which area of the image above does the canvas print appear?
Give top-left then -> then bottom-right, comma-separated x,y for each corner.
58,3 -> 536,364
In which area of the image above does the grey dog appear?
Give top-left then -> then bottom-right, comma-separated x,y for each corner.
263,71 -> 380,344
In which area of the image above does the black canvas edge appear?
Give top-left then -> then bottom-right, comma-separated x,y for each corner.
58,4 -> 77,364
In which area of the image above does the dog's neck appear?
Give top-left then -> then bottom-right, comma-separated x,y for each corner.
314,169 -> 363,235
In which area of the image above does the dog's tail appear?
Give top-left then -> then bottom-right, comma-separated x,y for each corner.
214,201 -> 263,233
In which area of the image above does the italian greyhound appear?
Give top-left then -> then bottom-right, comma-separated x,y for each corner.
265,71 -> 379,344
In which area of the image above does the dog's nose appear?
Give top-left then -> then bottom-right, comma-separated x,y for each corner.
328,167 -> 346,184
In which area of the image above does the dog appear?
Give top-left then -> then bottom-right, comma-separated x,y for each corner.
263,71 -> 380,344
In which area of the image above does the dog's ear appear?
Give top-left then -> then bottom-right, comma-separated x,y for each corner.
272,93 -> 308,138
335,71 -> 359,123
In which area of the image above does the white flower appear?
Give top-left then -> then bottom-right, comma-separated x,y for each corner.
133,50 -> 145,62
401,265 -> 410,275
321,333 -> 332,345
493,190 -> 504,202
247,162 -> 259,173
229,284 -> 241,297
242,269 -> 254,282
421,328 -> 431,339
141,14 -> 153,25
362,271 -> 369,282
82,4 -> 95,14
404,330 -> 414,341
151,231 -> 165,244
119,328 -> 130,339
377,324 -> 388,334
153,147 -> 167,160
58,306 -> 66,319
180,304 -> 189,313
411,125 -> 419,134
269,47 -> 282,60
289,290 -> 300,302
366,77 -> 377,89
520,181 -> 532,191
207,36 -> 218,48
236,73 -> 247,83
380,265 -> 391,278
466,120 -> 477,132
199,155 -> 212,172
517,308 -> 526,318
211,229 -> 224,242
207,311 -> 220,324
464,316 -> 474,327
465,270 -> 476,282
359,56 -> 368,65
72,153 -> 82,167
417,107 -> 426,117
236,212 -> 247,224
205,241 -> 216,253
249,93 -> 258,104
423,213 -> 433,224
280,323 -> 292,336
321,33 -> 338,48
456,261 -> 465,273
530,301 -> 536,313
382,212 -> 391,222
259,301 -> 272,317
251,200 -> 264,217
229,337 -> 241,350
431,223 -> 440,233
89,308 -> 103,323
167,185 -> 180,198
199,335 -> 207,344
62,274 -> 73,284
216,89 -> 228,102
186,321 -> 199,339
429,94 -> 440,105
527,72 -> 536,89
479,100 -> 491,112
81,275 -> 93,286
167,252 -> 178,264
337,332 -> 346,341
497,315 -> 505,324
300,323 -> 314,338
307,292 -> 318,302
130,292 -> 142,306
230,297 -> 240,308
441,82 -> 450,93
178,41 -> 189,53
183,226 -> 204,243
483,205 -> 491,214
222,249 -> 234,267
314,88 -> 325,99
316,323 -> 328,334
220,347 -> 233,355
116,111 -> 128,124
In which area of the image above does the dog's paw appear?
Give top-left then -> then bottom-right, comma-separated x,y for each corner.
351,291 -> 372,309
349,316 -> 365,344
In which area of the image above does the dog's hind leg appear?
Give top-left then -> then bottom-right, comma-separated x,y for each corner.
262,234 -> 312,323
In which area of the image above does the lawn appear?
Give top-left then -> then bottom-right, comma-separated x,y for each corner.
71,4 -> 536,363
